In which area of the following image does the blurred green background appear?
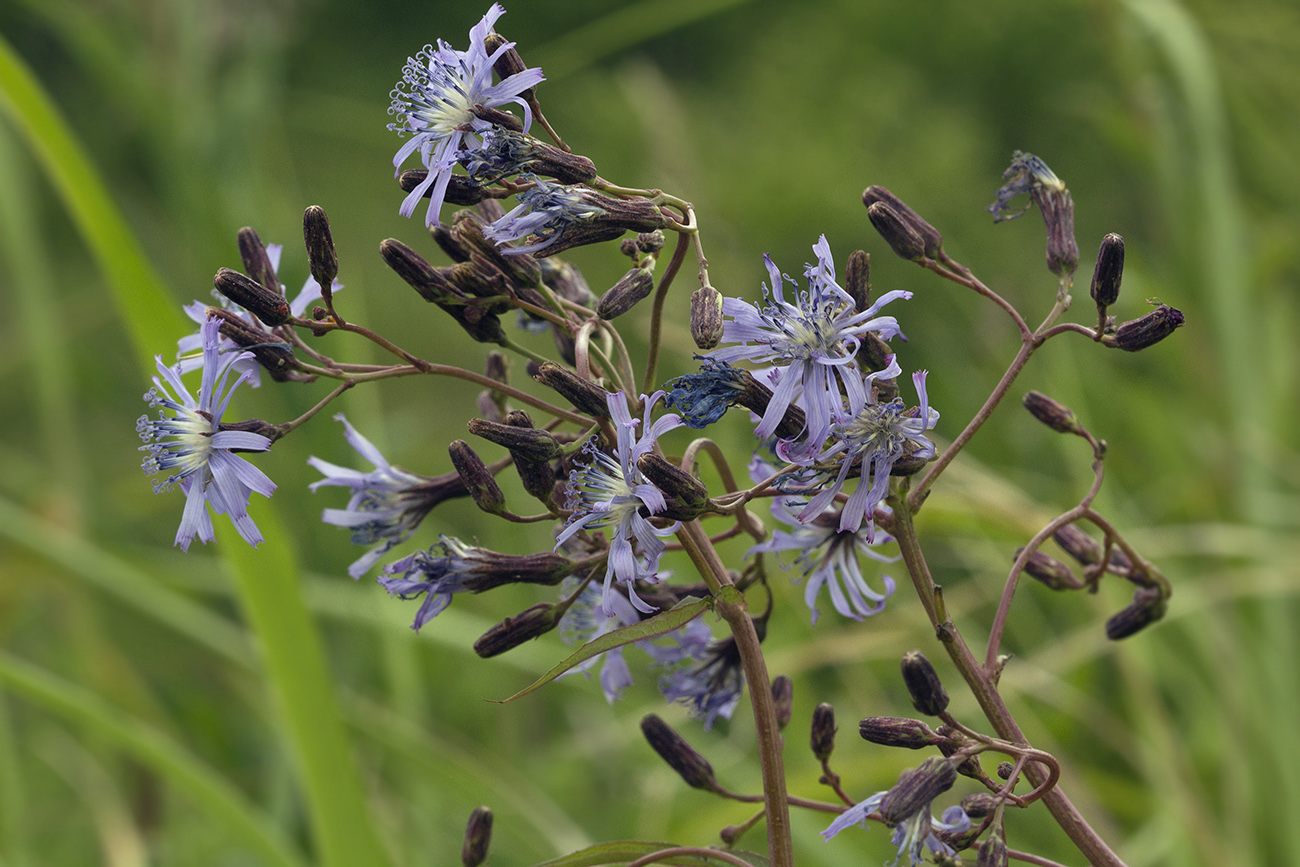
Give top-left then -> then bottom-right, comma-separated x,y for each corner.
1,0 -> 1296,864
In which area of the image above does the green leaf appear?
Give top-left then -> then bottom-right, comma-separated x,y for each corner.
528,839 -> 769,867
495,597 -> 712,703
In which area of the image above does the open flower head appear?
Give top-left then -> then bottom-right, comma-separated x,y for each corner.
555,391 -> 682,616
822,791 -> 970,866
750,456 -> 899,623
138,316 -> 275,551
647,618 -> 744,729
308,413 -> 451,578
710,235 -> 910,456
559,579 -> 642,703
388,3 -> 545,227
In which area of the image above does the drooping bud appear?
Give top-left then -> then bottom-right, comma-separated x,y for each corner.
502,411 -> 557,503
379,239 -> 507,345
845,249 -> 871,313
213,268 -> 290,326
448,440 -> 505,515
635,453 -> 709,521
878,758 -> 958,824
866,202 -> 927,262
901,650 -> 949,716
863,186 -> 943,259
204,307 -> 296,377
858,716 -> 942,750
935,725 -> 986,781
640,714 -> 722,793
1109,304 -> 1185,351
1090,233 -> 1124,310
302,205 -> 338,305
532,362 -> 610,418
597,268 -> 655,319
1105,585 -> 1166,640
468,417 -> 562,462
1016,547 -> 1080,590
770,676 -> 793,732
988,151 -> 1078,278
236,227 -> 280,295
1053,523 -> 1103,566
810,703 -> 837,762
474,603 -> 562,657
1022,390 -> 1083,435
460,806 -> 493,867
690,286 -> 725,350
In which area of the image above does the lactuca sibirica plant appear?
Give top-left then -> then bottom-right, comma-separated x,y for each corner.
137,5 -> 1183,865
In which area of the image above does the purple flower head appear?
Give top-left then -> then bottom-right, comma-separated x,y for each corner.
749,456 -> 899,624
308,413 -> 449,579
176,243 -> 341,387
663,358 -> 751,429
483,175 -> 606,255
137,315 -> 276,551
822,791 -> 970,866
379,536 -> 483,631
648,618 -> 744,729
388,4 -> 545,227
710,235 -> 911,456
555,391 -> 683,616
798,364 -> 939,537
559,579 -> 642,703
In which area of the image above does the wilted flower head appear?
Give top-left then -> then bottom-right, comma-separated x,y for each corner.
388,4 -> 545,227
308,413 -> 463,578
555,391 -> 683,615
822,789 -> 970,867
648,618 -> 744,729
138,316 -> 276,551
798,363 -> 938,535
483,175 -> 607,255
710,235 -> 910,455
379,536 -> 486,631
750,459 -> 899,623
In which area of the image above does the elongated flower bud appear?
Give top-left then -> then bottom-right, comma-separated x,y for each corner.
448,440 -> 505,515
468,417 -> 561,462
988,151 -> 1078,278
1106,585 -> 1166,639
863,186 -> 943,259
858,716 -> 942,749
461,806 -> 492,867
810,703 -> 837,762
936,725 -> 986,780
879,758 -> 957,824
532,362 -> 610,418
303,205 -> 338,302
474,603 -> 562,657
770,676 -> 793,731
1110,304 -> 1185,351
204,307 -> 297,380
635,454 -> 708,520
1053,523 -> 1102,566
901,650 -> 949,716
501,411 -> 557,503
640,714 -> 722,792
483,32 -> 536,100
1022,390 -> 1082,435
237,227 -> 280,296
867,202 -> 927,262
597,268 -> 655,319
690,286 -> 725,350
213,268 -> 289,326
380,239 -> 507,345
1090,233 -> 1124,310
845,249 -> 871,313
1016,547 -> 1080,590
399,169 -> 488,206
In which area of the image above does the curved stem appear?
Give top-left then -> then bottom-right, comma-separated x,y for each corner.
641,230 -> 691,395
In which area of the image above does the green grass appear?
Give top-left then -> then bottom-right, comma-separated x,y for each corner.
0,0 -> 1296,864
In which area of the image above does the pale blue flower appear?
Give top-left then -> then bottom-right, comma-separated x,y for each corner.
648,618 -> 743,729
559,580 -> 641,703
555,391 -> 682,616
388,4 -> 545,227
378,536 -> 481,631
138,315 -> 275,551
710,235 -> 910,455
822,791 -> 970,867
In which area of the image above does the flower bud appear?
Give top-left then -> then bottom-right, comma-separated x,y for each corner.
879,757 -> 957,824
236,227 -> 280,296
978,834 -> 1009,867
213,268 -> 289,326
1053,523 -> 1102,566
451,214 -> 544,290
960,792 -> 999,819
810,703 -> 837,762
204,307 -> 296,377
474,603 -> 562,657
460,806 -> 492,867
468,417 -> 561,462
770,676 -> 793,732
936,725 -> 986,781
640,714 -> 721,792
1022,390 -> 1082,435
845,249 -> 871,313
1016,547 -> 1080,590
379,239 -> 507,345
866,202 -> 927,262
636,230 -> 665,254
303,205 -> 338,302
1090,233 -> 1124,310
399,169 -> 487,206
1110,304 -> 1185,351
501,411 -> 557,503
858,716 -> 941,749
901,650 -> 949,716
1106,585 -> 1166,640
532,362 -> 610,418
863,186 -> 943,259
597,268 -> 655,319
448,440 -> 505,515
635,453 -> 709,520
690,286 -> 725,350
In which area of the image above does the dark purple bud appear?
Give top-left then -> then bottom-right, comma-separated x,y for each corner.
845,249 -> 871,313
867,202 -> 927,262
960,792 -> 999,819
770,676 -> 793,732
935,725 -> 986,781
474,604 -> 562,658
810,703 -> 837,762
532,362 -> 610,418
399,169 -> 488,206
878,758 -> 957,824
1110,304 -> 1185,351
237,227 -> 280,296
978,834 -> 1009,867
303,205 -> 338,302
901,650 -> 949,716
205,307 -> 296,377
858,716 -> 942,749
461,806 -> 493,867
597,268 -> 655,319
483,32 -> 536,100
640,714 -> 721,792
636,230 -> 665,254
379,239 -> 507,345
213,268 -> 289,326
1090,233 -> 1124,309
1022,390 -> 1082,435
1016,547 -> 1081,591
504,411 -> 558,504
1053,523 -> 1103,566
1106,585 -> 1166,640
636,453 -> 708,519
863,186 -> 943,259
448,440 -> 505,515
468,417 -> 561,462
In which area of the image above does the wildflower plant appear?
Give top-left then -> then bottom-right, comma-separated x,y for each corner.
136,5 -> 1184,866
